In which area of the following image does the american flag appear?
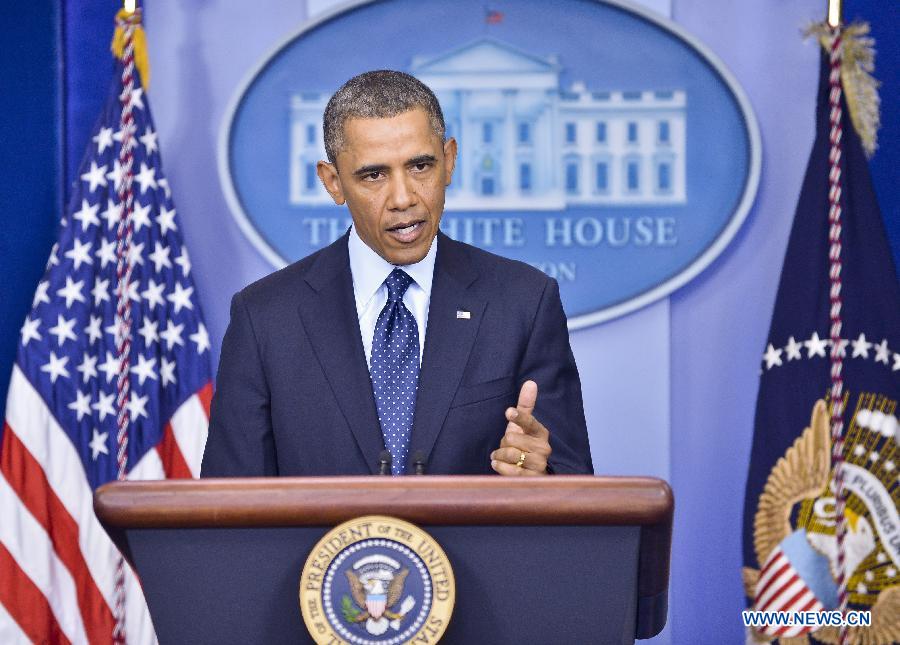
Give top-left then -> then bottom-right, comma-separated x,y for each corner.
485,8 -> 504,24
0,14 -> 211,644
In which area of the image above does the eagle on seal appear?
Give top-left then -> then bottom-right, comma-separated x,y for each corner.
345,568 -> 409,622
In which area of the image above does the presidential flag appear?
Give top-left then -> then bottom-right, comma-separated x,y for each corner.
0,11 -> 211,644
741,24 -> 900,643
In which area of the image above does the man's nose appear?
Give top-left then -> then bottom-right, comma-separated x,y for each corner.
387,173 -> 417,211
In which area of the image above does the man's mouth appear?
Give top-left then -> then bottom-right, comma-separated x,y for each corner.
386,220 -> 426,242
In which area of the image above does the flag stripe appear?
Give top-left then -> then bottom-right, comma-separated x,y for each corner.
767,578 -> 807,614
157,423 -> 192,479
755,558 -> 791,604
0,474 -> 87,644
129,444 -> 165,481
772,590 -> 816,637
1,423 -> 115,641
799,595 -> 822,613
757,569 -> 798,610
756,552 -> 788,590
0,593 -> 35,645
5,366 -> 119,606
123,556 -> 156,645
170,390 -> 210,477
0,542 -> 71,645
197,381 -> 212,417
775,592 -> 823,638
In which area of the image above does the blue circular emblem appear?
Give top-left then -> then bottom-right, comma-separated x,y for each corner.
221,0 -> 760,326
299,516 -> 455,643
324,539 -> 431,644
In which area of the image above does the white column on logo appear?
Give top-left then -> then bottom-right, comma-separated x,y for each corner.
289,116 -> 304,205
460,90 -> 475,198
549,95 -> 560,198
503,89 -> 517,198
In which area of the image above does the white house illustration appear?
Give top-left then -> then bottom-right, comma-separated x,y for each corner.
289,38 -> 686,210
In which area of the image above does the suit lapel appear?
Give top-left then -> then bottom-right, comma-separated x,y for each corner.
297,235 -> 383,473
411,233 -> 485,466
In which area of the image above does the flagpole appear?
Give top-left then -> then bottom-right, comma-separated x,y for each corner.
824,4 -> 850,642
828,0 -> 842,27
111,8 -> 140,642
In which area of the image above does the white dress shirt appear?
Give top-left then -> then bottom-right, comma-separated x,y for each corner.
348,226 -> 436,368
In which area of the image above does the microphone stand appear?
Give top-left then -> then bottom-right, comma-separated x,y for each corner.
412,451 -> 427,475
378,450 -> 392,476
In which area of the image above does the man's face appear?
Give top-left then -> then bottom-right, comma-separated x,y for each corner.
317,107 -> 457,266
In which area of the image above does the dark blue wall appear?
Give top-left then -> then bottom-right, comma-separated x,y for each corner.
0,0 -> 121,427
0,1 -> 61,424
846,0 -> 900,277
63,1 -> 125,206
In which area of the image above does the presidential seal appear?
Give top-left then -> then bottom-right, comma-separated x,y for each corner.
299,516 -> 455,644
743,396 -> 900,643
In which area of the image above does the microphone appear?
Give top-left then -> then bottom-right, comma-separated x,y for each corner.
411,451 -> 427,475
378,450 -> 392,475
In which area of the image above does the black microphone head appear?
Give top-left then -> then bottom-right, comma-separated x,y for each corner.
411,450 -> 427,475
378,450 -> 392,475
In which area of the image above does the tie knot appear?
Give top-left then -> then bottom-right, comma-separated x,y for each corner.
384,268 -> 414,303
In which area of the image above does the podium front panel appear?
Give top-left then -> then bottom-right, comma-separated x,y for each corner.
128,524 -> 640,644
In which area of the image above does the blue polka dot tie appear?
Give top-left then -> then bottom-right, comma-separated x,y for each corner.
370,269 -> 419,475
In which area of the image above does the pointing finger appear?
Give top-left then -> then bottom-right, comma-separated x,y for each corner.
516,380 -> 537,415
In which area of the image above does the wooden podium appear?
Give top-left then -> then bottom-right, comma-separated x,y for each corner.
95,476 -> 672,644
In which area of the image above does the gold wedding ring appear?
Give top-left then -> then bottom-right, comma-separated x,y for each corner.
515,451 -> 527,468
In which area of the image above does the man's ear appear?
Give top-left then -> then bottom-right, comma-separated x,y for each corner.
317,160 -> 345,205
443,137 -> 458,186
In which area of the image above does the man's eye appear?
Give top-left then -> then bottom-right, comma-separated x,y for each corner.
411,163 -> 431,172
363,171 -> 383,181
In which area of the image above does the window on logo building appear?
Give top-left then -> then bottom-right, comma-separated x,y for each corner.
305,163 -> 317,191
481,176 -> 495,195
658,121 -> 670,144
595,162 -> 608,192
518,122 -> 531,145
519,163 -> 532,191
306,124 -> 316,145
657,162 -> 672,192
626,160 -> 640,192
483,122 -> 493,144
596,122 -> 607,143
565,122 -> 577,144
627,122 -> 638,143
565,161 -> 579,194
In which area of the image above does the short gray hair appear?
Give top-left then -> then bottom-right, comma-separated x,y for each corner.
323,70 -> 445,165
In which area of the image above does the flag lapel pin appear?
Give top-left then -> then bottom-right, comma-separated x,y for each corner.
456,310 -> 471,319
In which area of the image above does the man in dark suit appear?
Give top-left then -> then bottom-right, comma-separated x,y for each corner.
201,71 -> 592,477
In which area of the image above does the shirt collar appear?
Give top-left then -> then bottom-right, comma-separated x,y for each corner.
348,225 -> 437,313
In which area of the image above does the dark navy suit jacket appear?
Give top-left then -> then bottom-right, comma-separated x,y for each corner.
201,232 -> 593,476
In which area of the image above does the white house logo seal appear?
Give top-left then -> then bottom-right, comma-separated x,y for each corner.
299,516 -> 455,644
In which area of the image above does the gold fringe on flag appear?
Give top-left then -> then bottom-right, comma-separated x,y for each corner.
806,21 -> 881,158
111,8 -> 150,91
